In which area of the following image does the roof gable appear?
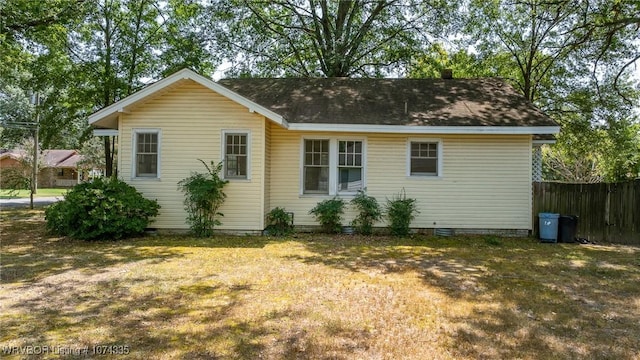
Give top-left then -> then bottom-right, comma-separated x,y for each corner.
88,68 -> 286,129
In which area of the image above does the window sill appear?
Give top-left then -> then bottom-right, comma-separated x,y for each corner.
131,177 -> 161,181
406,175 -> 443,180
299,193 -> 359,198
224,178 -> 252,183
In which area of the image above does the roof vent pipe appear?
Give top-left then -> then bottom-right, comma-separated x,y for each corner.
441,69 -> 453,79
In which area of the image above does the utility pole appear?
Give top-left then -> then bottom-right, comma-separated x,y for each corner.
30,93 -> 40,209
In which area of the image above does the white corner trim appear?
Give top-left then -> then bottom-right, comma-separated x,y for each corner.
88,68 -> 287,128
289,123 -> 560,135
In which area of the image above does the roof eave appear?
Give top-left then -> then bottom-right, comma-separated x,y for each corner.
287,123 -> 561,135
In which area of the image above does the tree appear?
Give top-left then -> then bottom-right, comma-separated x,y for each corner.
0,0 -> 88,150
210,0 -> 453,77
65,0 -> 216,176
408,43 -> 494,78
466,0 -> 584,102
1,0 -> 216,177
463,0 -> 639,182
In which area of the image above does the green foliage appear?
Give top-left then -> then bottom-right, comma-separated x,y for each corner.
409,43 -> 494,79
45,178 -> 160,240
350,190 -> 382,235
177,160 -> 228,237
265,207 -> 294,236
212,0 -> 453,77
386,189 -> 419,237
309,197 -> 346,234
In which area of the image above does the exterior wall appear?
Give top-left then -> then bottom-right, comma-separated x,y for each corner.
119,80 -> 266,230
268,124 -> 533,230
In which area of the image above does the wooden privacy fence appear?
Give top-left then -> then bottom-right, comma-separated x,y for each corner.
533,180 -> 639,245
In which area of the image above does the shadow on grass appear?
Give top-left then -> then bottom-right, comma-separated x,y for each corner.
1,212 -> 371,359
290,234 -> 640,359
0,211 -> 276,285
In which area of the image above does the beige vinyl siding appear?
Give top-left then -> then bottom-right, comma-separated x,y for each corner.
119,80 -> 265,230
269,126 -> 533,230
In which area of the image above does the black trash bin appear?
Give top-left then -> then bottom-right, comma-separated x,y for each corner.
558,215 -> 578,243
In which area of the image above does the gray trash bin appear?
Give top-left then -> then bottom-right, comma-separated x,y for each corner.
539,213 -> 559,243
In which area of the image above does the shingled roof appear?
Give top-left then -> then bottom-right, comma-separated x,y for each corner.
218,77 -> 557,128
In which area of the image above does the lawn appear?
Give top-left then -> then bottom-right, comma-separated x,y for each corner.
1,209 -> 639,359
0,188 -> 68,199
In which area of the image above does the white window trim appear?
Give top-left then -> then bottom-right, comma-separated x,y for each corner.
406,137 -> 443,178
221,129 -> 251,181
131,128 -> 161,180
300,137 -> 367,196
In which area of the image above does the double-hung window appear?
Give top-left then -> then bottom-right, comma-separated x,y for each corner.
303,139 -> 329,193
224,132 -> 249,179
337,140 -> 363,191
303,138 -> 364,195
409,140 -> 441,177
133,129 -> 160,178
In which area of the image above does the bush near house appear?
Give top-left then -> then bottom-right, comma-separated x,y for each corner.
310,197 -> 346,234
386,190 -> 419,236
350,190 -> 383,235
266,207 -> 294,236
45,178 -> 160,240
177,160 -> 228,237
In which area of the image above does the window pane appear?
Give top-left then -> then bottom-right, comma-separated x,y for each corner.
411,158 -> 437,175
320,153 -> 329,165
136,132 -> 158,177
225,134 -> 248,178
305,140 -> 329,166
137,154 -> 157,176
338,168 -> 362,191
410,142 -> 438,175
226,156 -> 238,176
237,156 -> 247,176
304,167 -> 329,193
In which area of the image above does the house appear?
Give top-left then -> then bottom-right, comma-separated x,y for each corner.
0,149 -> 85,188
88,68 -> 559,235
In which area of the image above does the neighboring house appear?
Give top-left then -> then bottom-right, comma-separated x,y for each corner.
89,68 -> 559,235
0,149 -> 84,188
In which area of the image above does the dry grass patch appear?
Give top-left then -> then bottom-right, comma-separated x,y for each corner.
1,209 -> 639,359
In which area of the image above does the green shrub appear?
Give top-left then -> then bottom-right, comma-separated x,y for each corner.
350,190 -> 382,235
45,178 -> 160,240
177,160 -> 228,237
386,189 -> 419,236
265,207 -> 294,236
309,197 -> 346,234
